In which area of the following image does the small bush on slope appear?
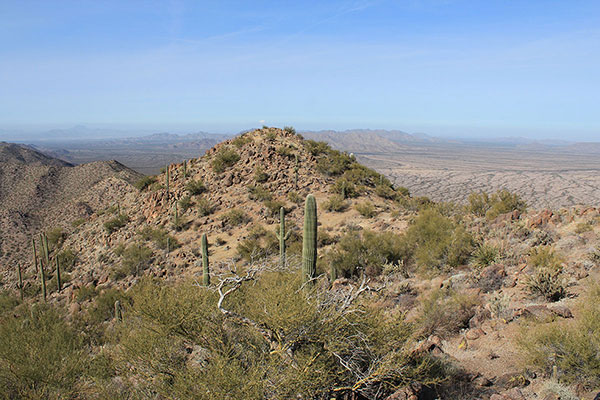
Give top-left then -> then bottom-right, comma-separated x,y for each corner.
406,208 -> 475,272
519,284 -> 600,389
328,230 -> 412,278
467,189 -> 527,219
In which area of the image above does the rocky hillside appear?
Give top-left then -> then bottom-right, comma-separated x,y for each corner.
2,128 -> 600,399
0,143 -> 142,278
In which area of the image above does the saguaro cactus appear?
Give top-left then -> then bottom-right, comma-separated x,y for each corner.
56,256 -> 62,292
114,300 -> 123,322
182,160 -> 187,178
302,194 -> 317,285
39,257 -> 47,301
275,207 -> 291,268
17,264 -> 23,300
202,233 -> 210,286
31,237 -> 39,273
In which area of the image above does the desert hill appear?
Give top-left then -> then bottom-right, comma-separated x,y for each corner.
0,143 -> 142,277
1,128 -> 600,399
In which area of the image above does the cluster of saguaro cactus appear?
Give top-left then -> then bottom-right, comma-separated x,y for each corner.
302,194 -> 317,286
30,231 -> 64,300
275,207 -> 291,268
202,233 -> 210,286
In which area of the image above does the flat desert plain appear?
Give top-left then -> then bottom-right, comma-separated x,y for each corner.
357,142 -> 600,210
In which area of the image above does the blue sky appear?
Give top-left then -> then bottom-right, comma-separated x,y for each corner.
1,0 -> 599,140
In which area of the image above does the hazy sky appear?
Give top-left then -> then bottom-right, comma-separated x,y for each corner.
1,0 -> 599,140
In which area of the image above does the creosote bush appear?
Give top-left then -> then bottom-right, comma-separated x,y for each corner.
355,201 -> 377,218
323,194 -> 348,212
416,288 -> 480,338
407,208 -> 475,272
328,230 -> 411,278
139,226 -> 179,250
135,176 -> 157,191
196,196 -> 214,216
467,189 -> 527,219
0,304 -> 86,399
519,284 -> 600,388
220,209 -> 250,227
109,270 -> 442,399
185,179 -> 206,195
104,214 -> 129,234
211,147 -> 240,173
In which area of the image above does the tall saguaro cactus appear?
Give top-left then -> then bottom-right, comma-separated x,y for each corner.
275,207 -> 291,268
182,160 -> 187,178
31,237 -> 39,273
55,257 -> 62,292
114,300 -> 123,322
293,154 -> 299,188
201,233 -> 210,286
302,194 -> 317,285
17,264 -> 23,300
39,256 -> 47,301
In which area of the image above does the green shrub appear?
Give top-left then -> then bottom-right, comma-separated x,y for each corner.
276,146 -> 294,158
197,197 -> 214,216
519,284 -> 600,388
104,214 -> 129,234
87,288 -> 129,324
264,200 -> 286,217
254,166 -> 269,183
57,248 -> 77,272
0,304 -> 86,399
135,176 -> 157,191
71,218 -> 86,228
303,140 -> 330,156
375,184 -> 397,200
46,226 -> 66,249
232,134 -> 252,148
525,268 -> 566,302
355,201 -> 377,218
220,209 -> 249,227
406,208 -> 475,272
323,195 -> 348,212
112,272 -> 440,399
287,191 -> 302,204
416,288 -> 480,338
316,151 -> 354,176
331,178 -> 358,198
328,230 -> 412,278
468,190 -> 527,219
528,246 -> 564,272
139,226 -> 179,250
185,179 -> 206,195
120,243 -> 153,276
211,147 -> 240,173
236,225 -> 279,261
179,195 -> 192,212
248,184 -> 272,202
283,126 -> 296,135
574,222 -> 593,234
471,243 -> 498,268
75,285 -> 97,302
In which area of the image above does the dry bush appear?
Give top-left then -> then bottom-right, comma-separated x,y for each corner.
323,194 -> 348,212
415,288 -> 480,338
